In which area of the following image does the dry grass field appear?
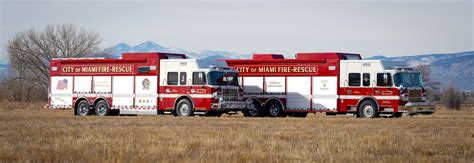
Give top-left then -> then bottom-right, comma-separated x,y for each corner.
0,102 -> 472,162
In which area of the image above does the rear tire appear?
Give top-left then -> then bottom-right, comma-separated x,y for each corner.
267,103 -> 284,117
358,100 -> 378,118
76,100 -> 91,116
94,100 -> 110,116
243,99 -> 261,117
176,99 -> 193,116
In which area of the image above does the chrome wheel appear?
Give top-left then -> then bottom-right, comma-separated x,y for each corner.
358,100 -> 378,118
268,103 -> 282,117
363,105 -> 374,117
95,101 -> 109,116
97,105 -> 106,115
76,100 -> 91,116
79,105 -> 88,114
179,103 -> 189,115
248,103 -> 259,116
244,99 -> 260,117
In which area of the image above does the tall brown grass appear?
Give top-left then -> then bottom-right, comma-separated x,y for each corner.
0,102 -> 472,162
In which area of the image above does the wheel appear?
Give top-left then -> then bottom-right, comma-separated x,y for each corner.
76,100 -> 91,116
393,112 -> 403,118
358,100 -> 378,118
267,103 -> 283,117
176,99 -> 193,116
94,100 -> 110,116
243,99 -> 261,117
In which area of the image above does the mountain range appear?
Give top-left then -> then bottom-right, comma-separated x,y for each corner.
107,41 -> 251,59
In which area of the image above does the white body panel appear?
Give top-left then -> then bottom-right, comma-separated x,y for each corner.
286,77 -> 311,110
50,76 -> 73,107
312,76 -> 337,110
135,76 -> 158,108
74,76 -> 91,93
93,76 -> 111,94
112,76 -> 134,107
265,77 -> 285,94
243,77 -> 263,94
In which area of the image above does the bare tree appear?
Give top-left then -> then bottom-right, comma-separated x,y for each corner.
5,24 -> 102,101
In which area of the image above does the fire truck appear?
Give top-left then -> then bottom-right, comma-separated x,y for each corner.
48,52 -> 246,116
225,52 -> 436,118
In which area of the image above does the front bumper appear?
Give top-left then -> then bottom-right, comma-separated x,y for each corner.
398,101 -> 436,114
211,101 -> 247,111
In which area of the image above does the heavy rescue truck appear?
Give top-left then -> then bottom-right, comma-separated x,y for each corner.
225,52 -> 436,118
48,52 -> 247,116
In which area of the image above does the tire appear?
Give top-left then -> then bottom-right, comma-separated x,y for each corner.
76,100 -> 91,116
358,100 -> 378,118
176,99 -> 193,116
267,102 -> 283,117
393,112 -> 403,118
94,100 -> 110,116
243,99 -> 261,117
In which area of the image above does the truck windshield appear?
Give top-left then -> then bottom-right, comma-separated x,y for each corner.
208,71 -> 239,86
394,72 -> 423,87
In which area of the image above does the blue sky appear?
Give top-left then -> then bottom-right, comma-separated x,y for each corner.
1,0 -> 472,61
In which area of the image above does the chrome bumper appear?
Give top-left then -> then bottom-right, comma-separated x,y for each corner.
211,101 -> 247,111
398,101 -> 436,114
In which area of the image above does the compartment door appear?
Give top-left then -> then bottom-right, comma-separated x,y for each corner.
112,76 -> 134,108
286,76 -> 311,110
312,76 -> 338,111
50,76 -> 73,108
135,76 -> 158,109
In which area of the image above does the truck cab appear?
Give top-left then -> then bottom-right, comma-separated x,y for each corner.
388,68 -> 435,115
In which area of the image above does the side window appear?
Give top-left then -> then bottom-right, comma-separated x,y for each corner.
167,72 -> 178,85
180,72 -> 187,85
377,73 -> 393,86
363,73 -> 370,86
348,73 -> 361,86
192,72 -> 206,85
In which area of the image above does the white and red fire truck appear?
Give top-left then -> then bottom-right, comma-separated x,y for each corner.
48,52 -> 246,116
225,52 -> 436,118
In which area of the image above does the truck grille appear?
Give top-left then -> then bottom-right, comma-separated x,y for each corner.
408,89 -> 423,102
222,89 -> 239,101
